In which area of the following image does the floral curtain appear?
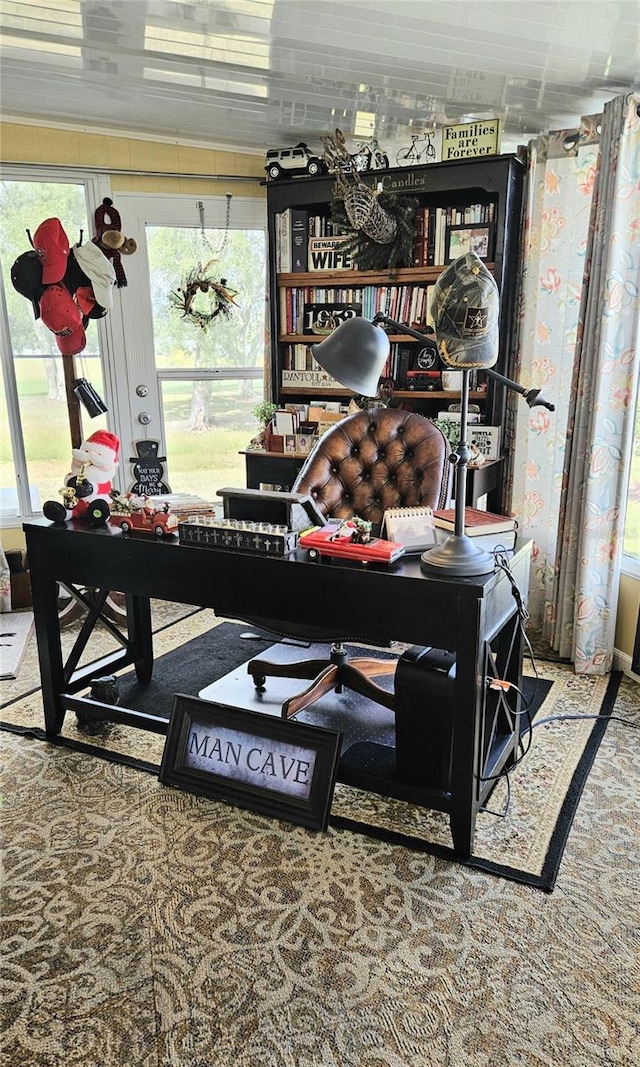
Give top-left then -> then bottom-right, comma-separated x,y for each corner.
509,92 -> 640,674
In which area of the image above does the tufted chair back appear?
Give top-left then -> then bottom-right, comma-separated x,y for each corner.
293,408 -> 451,530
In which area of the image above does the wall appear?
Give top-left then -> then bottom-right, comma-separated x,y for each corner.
1,122 -> 265,196
615,572 -> 640,673
1,122 -> 638,665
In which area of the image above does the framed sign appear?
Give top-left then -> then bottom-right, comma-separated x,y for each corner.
441,119 -> 501,160
159,695 -> 341,830
446,223 -> 494,263
303,302 -> 362,335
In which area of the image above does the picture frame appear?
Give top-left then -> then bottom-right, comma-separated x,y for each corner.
446,223 -> 494,263
159,695 -> 342,830
296,433 -> 315,454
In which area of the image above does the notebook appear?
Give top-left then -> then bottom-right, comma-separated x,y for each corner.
381,505 -> 437,552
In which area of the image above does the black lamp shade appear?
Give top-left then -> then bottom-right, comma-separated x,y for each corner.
311,317 -> 390,396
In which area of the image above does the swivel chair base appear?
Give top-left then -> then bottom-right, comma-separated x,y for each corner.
247,642 -> 396,719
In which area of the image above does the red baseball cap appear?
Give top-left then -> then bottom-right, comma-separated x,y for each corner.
74,285 -> 96,316
39,284 -> 86,356
33,218 -> 70,285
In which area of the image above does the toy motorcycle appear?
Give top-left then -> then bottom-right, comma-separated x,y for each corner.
351,138 -> 389,172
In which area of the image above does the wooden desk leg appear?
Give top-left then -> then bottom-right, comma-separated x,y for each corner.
447,598 -> 483,857
126,594 -> 154,684
449,809 -> 475,858
30,571 -> 67,737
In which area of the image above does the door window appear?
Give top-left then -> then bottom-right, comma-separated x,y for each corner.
141,205 -> 266,502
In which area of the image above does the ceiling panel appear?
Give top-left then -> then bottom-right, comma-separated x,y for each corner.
1,0 -> 638,157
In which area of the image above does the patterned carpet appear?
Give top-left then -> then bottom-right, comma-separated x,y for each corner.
1,605 -> 639,1066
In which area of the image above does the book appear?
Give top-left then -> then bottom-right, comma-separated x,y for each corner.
277,210 -> 292,272
381,505 -> 437,552
290,209 -> 308,272
432,507 -> 517,536
434,525 -> 517,553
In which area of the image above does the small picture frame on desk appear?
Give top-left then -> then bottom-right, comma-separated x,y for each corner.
284,435 -> 297,453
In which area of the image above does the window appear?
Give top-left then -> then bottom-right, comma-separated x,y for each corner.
147,222 -> 266,498
0,176 -> 108,522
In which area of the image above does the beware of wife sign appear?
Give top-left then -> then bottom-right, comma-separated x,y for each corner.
160,696 -> 341,830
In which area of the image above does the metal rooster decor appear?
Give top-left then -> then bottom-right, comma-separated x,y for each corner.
322,129 -> 397,244
322,129 -> 417,271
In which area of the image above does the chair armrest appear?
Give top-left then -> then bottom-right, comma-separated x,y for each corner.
217,486 -> 327,532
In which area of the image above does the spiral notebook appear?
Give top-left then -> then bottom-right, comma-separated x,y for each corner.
381,505 -> 437,552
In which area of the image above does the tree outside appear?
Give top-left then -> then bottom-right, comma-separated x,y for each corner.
146,223 -> 267,499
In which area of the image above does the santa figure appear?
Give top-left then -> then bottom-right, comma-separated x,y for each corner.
43,429 -> 120,526
68,429 -> 120,496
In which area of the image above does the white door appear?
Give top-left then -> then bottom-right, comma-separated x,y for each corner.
115,193 -> 266,502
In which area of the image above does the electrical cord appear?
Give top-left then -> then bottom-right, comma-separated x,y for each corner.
532,713 -> 639,730
478,553 -> 538,788
479,710 -> 534,783
480,772 -> 511,818
474,549 -> 638,799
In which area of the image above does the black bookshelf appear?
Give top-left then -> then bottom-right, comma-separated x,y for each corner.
264,155 -> 524,511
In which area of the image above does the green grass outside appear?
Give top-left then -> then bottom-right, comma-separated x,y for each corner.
1,361 -> 260,508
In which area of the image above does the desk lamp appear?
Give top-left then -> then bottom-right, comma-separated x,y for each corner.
311,251 -> 554,577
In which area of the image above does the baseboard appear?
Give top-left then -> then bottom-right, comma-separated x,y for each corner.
613,647 -> 640,682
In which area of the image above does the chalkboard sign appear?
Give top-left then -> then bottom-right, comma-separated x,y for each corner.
128,439 -> 171,496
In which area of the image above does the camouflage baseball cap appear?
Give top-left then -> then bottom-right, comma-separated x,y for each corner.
430,252 -> 499,369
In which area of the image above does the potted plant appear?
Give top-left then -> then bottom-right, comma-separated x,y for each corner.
249,400 -> 278,450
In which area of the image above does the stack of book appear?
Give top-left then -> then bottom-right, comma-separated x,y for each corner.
432,507 -> 518,552
151,493 -> 217,519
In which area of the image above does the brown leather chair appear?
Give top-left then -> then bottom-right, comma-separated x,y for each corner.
247,407 -> 452,718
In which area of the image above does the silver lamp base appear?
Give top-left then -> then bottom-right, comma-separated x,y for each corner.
421,534 -> 495,576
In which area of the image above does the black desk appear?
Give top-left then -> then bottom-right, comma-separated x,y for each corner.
24,519 -> 531,856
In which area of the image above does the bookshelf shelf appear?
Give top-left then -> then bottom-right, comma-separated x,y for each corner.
279,387 -> 487,400
277,264 -> 494,287
280,386 -> 352,397
280,334 -> 429,344
265,155 -> 524,511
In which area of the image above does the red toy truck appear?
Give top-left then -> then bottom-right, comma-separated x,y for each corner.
109,493 -> 178,537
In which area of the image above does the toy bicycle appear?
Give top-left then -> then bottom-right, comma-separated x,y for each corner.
396,132 -> 436,167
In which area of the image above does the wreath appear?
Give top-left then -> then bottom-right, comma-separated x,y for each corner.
330,190 -> 418,272
169,266 -> 239,331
